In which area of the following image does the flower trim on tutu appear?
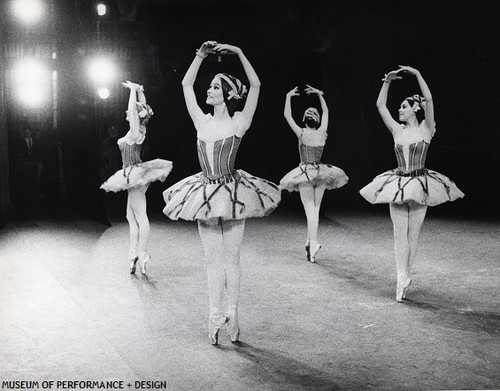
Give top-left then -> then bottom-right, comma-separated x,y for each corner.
101,159 -> 173,192
280,163 -> 349,192
163,169 -> 281,221
359,168 -> 464,206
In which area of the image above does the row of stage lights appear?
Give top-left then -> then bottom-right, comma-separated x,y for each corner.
11,0 -> 115,107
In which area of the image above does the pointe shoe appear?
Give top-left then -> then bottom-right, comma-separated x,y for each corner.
309,242 -> 322,263
396,277 -> 412,302
208,312 -> 228,345
305,243 -> 311,262
226,307 -> 240,343
138,253 -> 150,275
129,256 -> 139,274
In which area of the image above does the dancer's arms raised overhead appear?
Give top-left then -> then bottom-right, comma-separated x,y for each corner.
284,86 -> 302,137
376,69 -> 402,135
181,41 -> 217,129
305,84 -> 328,132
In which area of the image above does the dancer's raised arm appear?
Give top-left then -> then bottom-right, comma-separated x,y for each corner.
213,43 -> 260,132
376,70 -> 402,134
284,86 -> 302,137
122,81 -> 141,141
305,84 -> 328,132
398,65 -> 435,132
182,41 -> 216,128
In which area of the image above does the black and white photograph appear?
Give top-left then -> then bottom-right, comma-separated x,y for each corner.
0,0 -> 499,390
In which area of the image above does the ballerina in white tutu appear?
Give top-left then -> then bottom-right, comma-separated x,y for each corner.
163,41 -> 280,344
280,85 -> 348,263
101,81 -> 173,275
360,66 -> 464,302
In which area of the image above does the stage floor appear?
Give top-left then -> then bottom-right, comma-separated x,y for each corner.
1,209 -> 499,390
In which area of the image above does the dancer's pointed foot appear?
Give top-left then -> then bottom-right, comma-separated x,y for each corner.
305,242 -> 311,262
226,305 -> 240,343
208,310 -> 228,345
139,253 -> 150,275
309,242 -> 321,263
129,256 -> 139,274
396,277 -> 412,302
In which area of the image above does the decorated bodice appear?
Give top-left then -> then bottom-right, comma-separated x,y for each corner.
299,128 -> 327,164
299,144 -> 324,164
197,135 -> 241,180
394,140 -> 430,173
119,141 -> 142,168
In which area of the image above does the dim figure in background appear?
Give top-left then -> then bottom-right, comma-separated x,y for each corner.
101,81 -> 173,275
163,41 -> 280,344
279,85 -> 348,263
19,126 -> 44,201
360,66 -> 464,302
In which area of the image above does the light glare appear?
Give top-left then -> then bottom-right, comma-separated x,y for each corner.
88,58 -> 116,84
98,87 -> 110,99
13,0 -> 44,24
97,4 -> 106,16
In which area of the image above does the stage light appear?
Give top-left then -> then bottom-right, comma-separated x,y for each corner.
88,57 -> 116,84
13,59 -> 49,107
97,4 -> 106,16
98,87 -> 110,99
12,0 -> 44,24
18,86 -> 45,106
14,59 -> 46,83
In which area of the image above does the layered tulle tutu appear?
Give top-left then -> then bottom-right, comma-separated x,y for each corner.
280,163 -> 349,192
359,168 -> 464,206
101,159 -> 173,192
163,169 -> 281,221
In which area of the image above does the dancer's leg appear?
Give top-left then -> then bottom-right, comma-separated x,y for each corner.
299,184 -> 318,244
221,218 -> 245,341
198,219 -> 225,313
389,203 -> 411,279
126,192 -> 139,260
408,202 -> 427,272
128,186 -> 150,273
221,219 -> 245,308
389,203 -> 412,301
198,218 -> 227,344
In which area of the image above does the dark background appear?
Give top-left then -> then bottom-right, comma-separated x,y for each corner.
4,0 -> 500,224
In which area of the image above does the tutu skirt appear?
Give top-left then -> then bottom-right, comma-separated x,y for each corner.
163,169 -> 281,221
359,168 -> 464,206
101,159 -> 173,192
280,163 -> 349,192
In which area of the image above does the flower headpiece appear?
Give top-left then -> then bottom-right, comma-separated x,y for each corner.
406,94 -> 426,112
216,73 -> 248,101
136,102 -> 154,122
303,107 -> 321,124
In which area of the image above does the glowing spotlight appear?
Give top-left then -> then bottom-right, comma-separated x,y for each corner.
14,59 -> 46,83
18,86 -> 45,107
98,87 -> 110,99
13,59 -> 48,107
88,58 -> 116,84
12,0 -> 44,24
97,4 -> 106,16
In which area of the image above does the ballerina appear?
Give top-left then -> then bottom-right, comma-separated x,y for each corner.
280,85 -> 348,262
163,41 -> 280,344
360,66 -> 464,302
101,81 -> 173,275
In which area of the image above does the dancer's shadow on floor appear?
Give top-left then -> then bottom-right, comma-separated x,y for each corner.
216,341 -> 346,390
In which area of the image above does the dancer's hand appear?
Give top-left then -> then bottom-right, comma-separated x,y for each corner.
382,70 -> 402,83
122,81 -> 143,91
305,84 -> 323,96
397,65 -> 421,76
213,43 -> 241,55
286,86 -> 300,97
196,40 -> 217,58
